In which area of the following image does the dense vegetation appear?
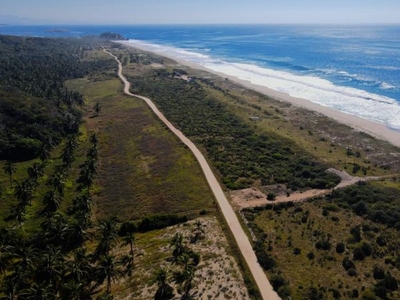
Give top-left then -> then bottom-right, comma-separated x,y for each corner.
0,36 -> 135,299
126,66 -> 340,190
0,131 -> 135,299
327,182 -> 400,230
243,181 -> 400,300
0,35 -> 115,161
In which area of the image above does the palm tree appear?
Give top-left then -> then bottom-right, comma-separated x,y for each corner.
2,272 -> 23,300
39,140 -> 53,162
12,245 -> 38,274
95,255 -> 122,294
41,214 -> 70,248
14,179 -> 34,206
170,233 -> 186,263
95,218 -> 118,259
61,248 -> 94,299
174,251 -> 200,300
64,248 -> 93,285
21,284 -> 56,300
120,231 -> 135,276
72,209 -> 92,230
191,220 -> 205,243
6,203 -> 26,228
122,232 -> 135,256
70,192 -> 93,216
3,161 -> 16,188
35,246 -> 64,289
87,146 -> 99,161
0,245 -> 12,276
48,170 -> 66,197
77,162 -> 96,192
121,253 -> 134,277
41,191 -> 62,214
61,135 -> 78,170
27,162 -> 45,191
154,267 -> 174,300
69,222 -> 90,249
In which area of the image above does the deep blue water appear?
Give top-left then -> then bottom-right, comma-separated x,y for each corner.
1,24 -> 400,128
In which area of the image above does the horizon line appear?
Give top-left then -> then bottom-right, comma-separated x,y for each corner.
2,22 -> 400,26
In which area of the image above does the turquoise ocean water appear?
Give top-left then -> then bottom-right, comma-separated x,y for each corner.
1,24 -> 400,129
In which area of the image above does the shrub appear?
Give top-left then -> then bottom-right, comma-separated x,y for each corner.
336,242 -> 346,254
118,221 -> 137,236
137,214 -> 188,232
293,248 -> 301,255
351,289 -> 359,298
373,265 -> 385,280
353,247 -> 366,261
315,239 -> 332,251
382,273 -> 398,291
267,192 -> 276,201
361,242 -> 373,257
307,252 -> 315,260
254,242 -> 276,270
347,268 -> 358,277
270,274 -> 286,290
342,257 -> 356,270
376,236 -> 386,247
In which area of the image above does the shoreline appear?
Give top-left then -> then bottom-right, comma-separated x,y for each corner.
118,41 -> 400,148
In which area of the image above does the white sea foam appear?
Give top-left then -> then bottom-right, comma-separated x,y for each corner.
127,39 -> 400,129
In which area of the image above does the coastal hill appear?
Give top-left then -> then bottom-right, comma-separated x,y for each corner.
99,31 -> 127,40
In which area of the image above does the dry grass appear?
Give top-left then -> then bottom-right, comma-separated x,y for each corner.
66,75 -> 216,221
112,216 -> 251,300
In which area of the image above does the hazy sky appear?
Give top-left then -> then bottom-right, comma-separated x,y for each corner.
2,0 -> 400,24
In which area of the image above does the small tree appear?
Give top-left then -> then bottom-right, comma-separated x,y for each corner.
267,192 -> 276,201
170,233 -> 187,263
191,221 -> 204,243
3,161 -> 16,188
336,242 -> 346,254
154,268 -> 174,300
94,102 -> 101,116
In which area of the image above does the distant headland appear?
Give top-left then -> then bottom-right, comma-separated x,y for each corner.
46,28 -> 70,33
99,32 -> 127,41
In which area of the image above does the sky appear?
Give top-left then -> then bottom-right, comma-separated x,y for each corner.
1,0 -> 400,25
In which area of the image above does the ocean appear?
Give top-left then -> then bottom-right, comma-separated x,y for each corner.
1,24 -> 400,129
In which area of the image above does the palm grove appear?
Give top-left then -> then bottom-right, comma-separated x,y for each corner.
0,35 -> 141,299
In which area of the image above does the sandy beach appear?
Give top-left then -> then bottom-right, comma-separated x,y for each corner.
119,40 -> 400,149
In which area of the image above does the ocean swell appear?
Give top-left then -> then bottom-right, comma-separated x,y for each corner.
127,39 -> 400,130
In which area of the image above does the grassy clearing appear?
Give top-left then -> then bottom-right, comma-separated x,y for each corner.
66,74 -> 216,221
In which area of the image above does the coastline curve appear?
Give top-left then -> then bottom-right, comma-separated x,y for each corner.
103,47 -> 281,300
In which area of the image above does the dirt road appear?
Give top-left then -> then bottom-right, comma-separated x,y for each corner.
231,168 -> 395,209
103,49 -> 280,300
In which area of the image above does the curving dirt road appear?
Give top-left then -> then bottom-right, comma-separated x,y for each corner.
231,168 -> 398,209
103,48 -> 280,300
